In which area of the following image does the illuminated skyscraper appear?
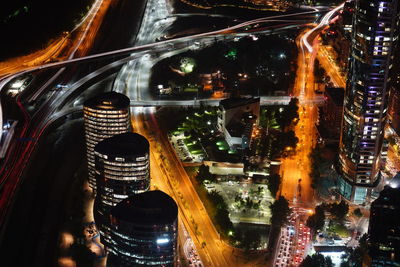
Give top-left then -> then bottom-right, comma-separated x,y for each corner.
83,92 -> 131,191
338,0 -> 400,203
107,190 -> 178,267
94,132 -> 150,248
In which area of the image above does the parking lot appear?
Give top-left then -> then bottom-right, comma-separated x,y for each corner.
169,133 -> 204,163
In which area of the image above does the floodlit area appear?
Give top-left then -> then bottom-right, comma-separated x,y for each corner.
205,179 -> 274,225
7,76 -> 32,96
169,132 -> 206,163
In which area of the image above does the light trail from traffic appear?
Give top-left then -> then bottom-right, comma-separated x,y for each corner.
301,3 -> 344,53
0,3 -> 337,265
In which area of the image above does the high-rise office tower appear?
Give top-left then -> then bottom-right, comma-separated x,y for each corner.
94,132 -> 150,247
338,0 -> 400,203
83,92 -> 131,191
106,190 -> 178,267
367,173 -> 400,266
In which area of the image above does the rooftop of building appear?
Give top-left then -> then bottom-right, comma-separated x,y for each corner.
372,179 -> 400,207
111,190 -> 178,225
219,97 -> 260,110
325,87 -> 344,106
84,92 -> 130,110
314,245 -> 347,253
95,132 -> 149,158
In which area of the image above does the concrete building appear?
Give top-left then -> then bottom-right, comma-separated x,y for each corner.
217,97 -> 260,150
83,92 -> 131,191
367,173 -> 400,266
94,132 -> 150,249
337,0 -> 400,204
388,88 -> 400,135
107,190 -> 178,267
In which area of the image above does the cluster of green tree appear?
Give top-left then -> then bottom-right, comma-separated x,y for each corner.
278,98 -> 299,130
67,223 -> 96,267
340,234 -> 368,267
196,164 -> 216,183
300,253 -> 333,267
260,98 -> 299,131
257,99 -> 299,160
309,146 -> 323,189
234,194 -> 261,210
314,59 -> 327,83
235,228 -> 262,251
306,200 -> 349,234
267,173 -> 281,198
207,190 -> 234,237
270,196 -> 291,227
306,205 -> 326,233
267,196 -> 291,254
150,34 -> 297,96
353,208 -> 363,218
259,108 -> 280,130
321,200 -> 349,220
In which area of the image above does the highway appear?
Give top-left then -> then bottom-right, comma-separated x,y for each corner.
275,4 -> 343,266
0,8 -> 322,144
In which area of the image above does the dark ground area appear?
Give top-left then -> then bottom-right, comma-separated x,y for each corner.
89,0 -> 147,54
173,0 -> 301,19
0,116 -> 86,266
0,0 -> 93,60
0,0 -> 148,265
0,0 -> 147,60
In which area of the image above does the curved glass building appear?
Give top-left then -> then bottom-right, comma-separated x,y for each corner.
338,0 -> 400,203
94,132 -> 150,247
107,190 -> 178,267
83,92 -> 131,191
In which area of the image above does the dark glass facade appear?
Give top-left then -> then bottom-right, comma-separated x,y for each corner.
368,178 -> 400,266
107,190 -> 178,267
83,92 -> 131,191
339,0 -> 400,203
94,132 -> 150,248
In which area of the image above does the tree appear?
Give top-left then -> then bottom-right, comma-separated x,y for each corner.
260,108 -> 280,130
278,97 -> 299,129
340,234 -> 368,267
353,208 -> 362,218
277,130 -> 298,151
306,205 -> 325,233
300,253 -> 333,267
197,164 -> 215,183
328,200 -> 349,221
69,243 -> 96,267
270,196 -> 291,227
207,190 -> 233,236
314,59 -> 326,83
267,174 -> 281,198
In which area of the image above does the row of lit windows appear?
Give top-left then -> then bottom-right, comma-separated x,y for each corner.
86,125 -> 128,132
84,112 -> 128,119
97,160 -> 149,168
84,117 -> 128,123
84,107 -> 128,115
98,165 -> 148,172
102,173 -> 149,181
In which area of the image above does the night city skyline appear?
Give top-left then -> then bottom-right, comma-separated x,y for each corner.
0,0 -> 400,266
